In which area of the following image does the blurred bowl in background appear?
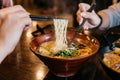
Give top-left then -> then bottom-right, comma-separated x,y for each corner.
99,40 -> 120,80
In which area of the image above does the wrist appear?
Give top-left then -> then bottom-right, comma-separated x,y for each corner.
0,39 -> 12,63
0,45 -> 9,63
97,15 -> 102,28
93,14 -> 103,30
96,11 -> 110,31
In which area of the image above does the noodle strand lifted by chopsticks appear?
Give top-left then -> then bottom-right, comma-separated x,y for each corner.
53,19 -> 68,53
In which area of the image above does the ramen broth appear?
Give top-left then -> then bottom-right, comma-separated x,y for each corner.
38,41 -> 92,58
37,19 -> 92,58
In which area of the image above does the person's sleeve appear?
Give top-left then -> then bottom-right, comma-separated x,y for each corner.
100,3 -> 120,28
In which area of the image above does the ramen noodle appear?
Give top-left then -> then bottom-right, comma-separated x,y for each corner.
38,19 -> 92,58
53,19 -> 68,53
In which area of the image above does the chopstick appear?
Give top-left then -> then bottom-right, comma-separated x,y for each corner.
69,2 -> 96,46
76,2 -> 96,33
30,15 -> 67,21
30,15 -> 53,20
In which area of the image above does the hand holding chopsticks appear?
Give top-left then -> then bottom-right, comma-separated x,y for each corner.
69,2 -> 96,46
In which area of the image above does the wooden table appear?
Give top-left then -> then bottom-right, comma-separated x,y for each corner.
0,21 -> 113,80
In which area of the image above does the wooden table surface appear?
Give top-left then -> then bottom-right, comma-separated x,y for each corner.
0,21 -> 113,80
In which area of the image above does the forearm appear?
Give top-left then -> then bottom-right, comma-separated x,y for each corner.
97,3 -> 120,31
0,36 -> 14,63
0,43 -> 10,63
97,11 -> 110,31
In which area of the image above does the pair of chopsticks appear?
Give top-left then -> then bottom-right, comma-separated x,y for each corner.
30,15 -> 54,20
77,1 -> 96,32
30,15 -> 67,21
69,2 -> 96,45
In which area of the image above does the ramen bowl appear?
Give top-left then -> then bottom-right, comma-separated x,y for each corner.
30,32 -> 100,77
99,45 -> 120,80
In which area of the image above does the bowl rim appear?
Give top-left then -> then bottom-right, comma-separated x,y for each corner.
30,32 -> 100,60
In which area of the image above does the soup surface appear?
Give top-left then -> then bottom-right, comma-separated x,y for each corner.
37,41 -> 92,58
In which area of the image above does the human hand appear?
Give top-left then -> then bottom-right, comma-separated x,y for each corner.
0,5 -> 31,62
76,3 -> 101,29
2,0 -> 13,7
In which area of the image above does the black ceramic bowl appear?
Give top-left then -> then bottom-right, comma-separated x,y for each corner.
99,45 -> 120,80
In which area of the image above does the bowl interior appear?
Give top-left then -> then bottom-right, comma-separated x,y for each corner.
30,32 -> 100,59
